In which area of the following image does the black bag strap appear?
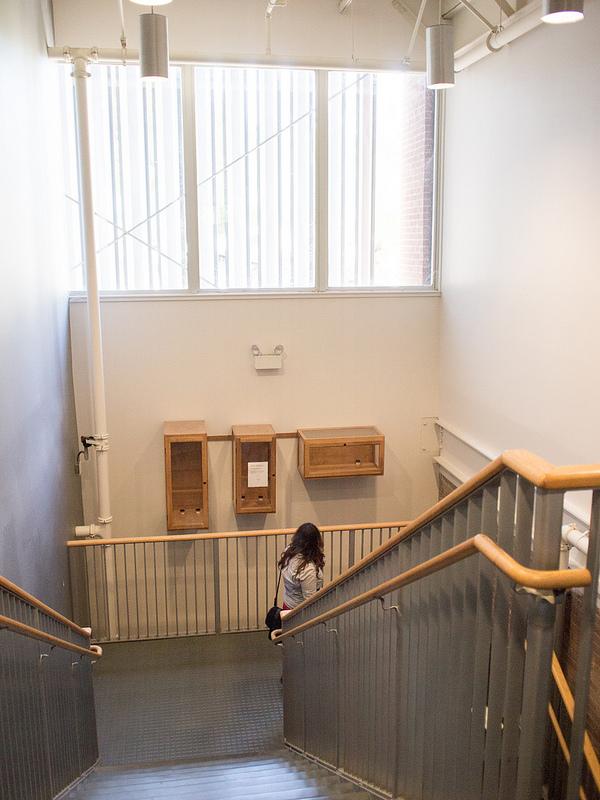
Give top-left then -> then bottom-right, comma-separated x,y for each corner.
273,567 -> 282,607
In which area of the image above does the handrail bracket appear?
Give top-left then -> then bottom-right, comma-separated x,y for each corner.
514,584 -> 562,604
378,596 -> 401,615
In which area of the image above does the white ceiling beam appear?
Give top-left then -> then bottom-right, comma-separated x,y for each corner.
391,0 -> 422,24
490,0 -> 516,16
339,0 -> 426,27
443,0 -> 501,30
405,0 -> 429,61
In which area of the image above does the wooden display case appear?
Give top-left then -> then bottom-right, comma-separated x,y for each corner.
164,421 -> 208,530
232,425 -> 277,514
297,426 -> 385,479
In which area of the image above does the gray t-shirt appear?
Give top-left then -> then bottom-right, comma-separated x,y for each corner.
282,555 -> 323,609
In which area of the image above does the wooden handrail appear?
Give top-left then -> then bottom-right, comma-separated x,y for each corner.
552,653 -> 600,790
0,615 -> 102,658
0,575 -> 91,639
65,520 -> 411,548
285,449 -> 600,621
275,533 -> 591,641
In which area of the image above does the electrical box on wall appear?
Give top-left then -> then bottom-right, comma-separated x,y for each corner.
164,421 -> 209,530
232,424 -> 277,514
297,426 -> 385,479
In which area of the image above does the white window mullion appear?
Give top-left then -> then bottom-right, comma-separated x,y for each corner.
430,91 -> 443,292
315,69 -> 328,293
181,65 -> 200,292
368,76 -> 377,285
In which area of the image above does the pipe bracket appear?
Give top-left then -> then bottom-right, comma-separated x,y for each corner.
84,434 -> 110,452
486,28 -> 505,53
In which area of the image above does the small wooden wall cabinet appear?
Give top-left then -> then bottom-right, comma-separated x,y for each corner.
164,421 -> 208,530
232,425 -> 276,514
297,426 -> 385,479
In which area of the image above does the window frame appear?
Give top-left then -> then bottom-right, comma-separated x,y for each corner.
68,64 -> 443,300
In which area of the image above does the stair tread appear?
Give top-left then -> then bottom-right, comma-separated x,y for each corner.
78,772 -> 347,792
85,763 -> 324,785
68,752 -> 372,800
95,753 -> 291,773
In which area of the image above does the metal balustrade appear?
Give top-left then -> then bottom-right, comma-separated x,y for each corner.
0,581 -> 100,800
280,452 -> 600,800
67,523 -> 407,643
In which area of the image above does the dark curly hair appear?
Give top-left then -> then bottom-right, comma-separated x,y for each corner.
278,522 -> 324,575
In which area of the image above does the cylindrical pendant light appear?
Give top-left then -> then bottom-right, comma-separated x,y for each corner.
140,11 -> 169,80
541,0 -> 584,23
426,24 -> 455,90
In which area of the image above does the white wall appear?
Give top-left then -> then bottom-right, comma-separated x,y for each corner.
51,0 -> 434,69
70,296 -> 440,535
440,5 -> 600,520
0,0 -> 83,613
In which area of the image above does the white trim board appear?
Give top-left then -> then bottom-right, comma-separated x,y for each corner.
435,420 -> 593,531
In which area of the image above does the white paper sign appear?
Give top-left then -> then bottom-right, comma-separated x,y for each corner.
247,461 -> 269,488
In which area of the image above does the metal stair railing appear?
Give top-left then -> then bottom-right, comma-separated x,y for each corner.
279,450 -> 600,800
0,578 -> 101,800
66,521 -> 409,642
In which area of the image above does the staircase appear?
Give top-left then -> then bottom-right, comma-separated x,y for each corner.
4,451 -> 600,800
66,752 -> 374,799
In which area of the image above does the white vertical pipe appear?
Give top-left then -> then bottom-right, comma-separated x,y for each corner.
72,56 -> 113,537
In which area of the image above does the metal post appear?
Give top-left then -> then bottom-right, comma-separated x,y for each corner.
213,539 -> 221,633
565,490 -> 600,800
515,488 -> 564,800
72,54 -> 113,537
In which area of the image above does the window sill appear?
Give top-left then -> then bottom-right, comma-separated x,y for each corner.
68,288 -> 441,303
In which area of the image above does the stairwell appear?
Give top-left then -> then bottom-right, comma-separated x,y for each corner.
64,632 -> 373,800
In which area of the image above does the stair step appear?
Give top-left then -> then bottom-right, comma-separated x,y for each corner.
68,752 -> 373,800
94,754 -> 291,773
77,771 -> 346,793
71,777 -> 357,799
83,763 -> 323,787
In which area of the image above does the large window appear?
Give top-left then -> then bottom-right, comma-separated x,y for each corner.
61,65 -> 186,291
195,67 -> 315,290
62,64 -> 437,294
328,72 -> 434,288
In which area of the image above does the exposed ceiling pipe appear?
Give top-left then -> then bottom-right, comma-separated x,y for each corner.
52,45 -> 421,70
562,524 -> 589,556
338,0 -> 353,12
454,0 -> 542,70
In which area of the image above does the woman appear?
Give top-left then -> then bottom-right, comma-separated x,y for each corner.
279,522 -> 324,610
